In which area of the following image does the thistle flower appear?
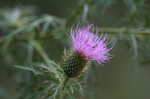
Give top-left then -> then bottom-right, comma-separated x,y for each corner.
63,24 -> 113,78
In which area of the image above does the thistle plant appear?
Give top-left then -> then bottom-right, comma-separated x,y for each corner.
63,24 -> 112,78
0,6 -> 115,98
1,0 -> 150,98
13,24 -> 113,99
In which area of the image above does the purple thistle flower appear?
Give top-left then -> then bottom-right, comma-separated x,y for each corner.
70,24 -> 112,63
63,24 -> 113,78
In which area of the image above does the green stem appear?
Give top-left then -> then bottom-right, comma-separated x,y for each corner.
30,40 -> 51,65
62,77 -> 69,90
1,27 -> 150,44
100,27 -> 150,35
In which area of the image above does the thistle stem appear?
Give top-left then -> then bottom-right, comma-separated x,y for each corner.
62,77 -> 69,90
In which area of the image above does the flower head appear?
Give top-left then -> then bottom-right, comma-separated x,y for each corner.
63,24 -> 113,78
70,24 -> 112,63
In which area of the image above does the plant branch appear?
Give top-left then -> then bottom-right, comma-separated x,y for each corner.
1,27 -> 150,45
30,40 -> 51,65
100,27 -> 150,35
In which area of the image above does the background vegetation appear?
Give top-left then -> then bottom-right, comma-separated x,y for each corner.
0,0 -> 150,99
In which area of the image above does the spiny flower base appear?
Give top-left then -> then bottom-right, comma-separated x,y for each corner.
63,52 -> 87,78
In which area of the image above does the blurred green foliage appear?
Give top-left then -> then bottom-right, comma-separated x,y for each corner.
1,0 -> 150,99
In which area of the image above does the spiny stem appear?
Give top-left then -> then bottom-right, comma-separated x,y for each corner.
62,77 -> 69,90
